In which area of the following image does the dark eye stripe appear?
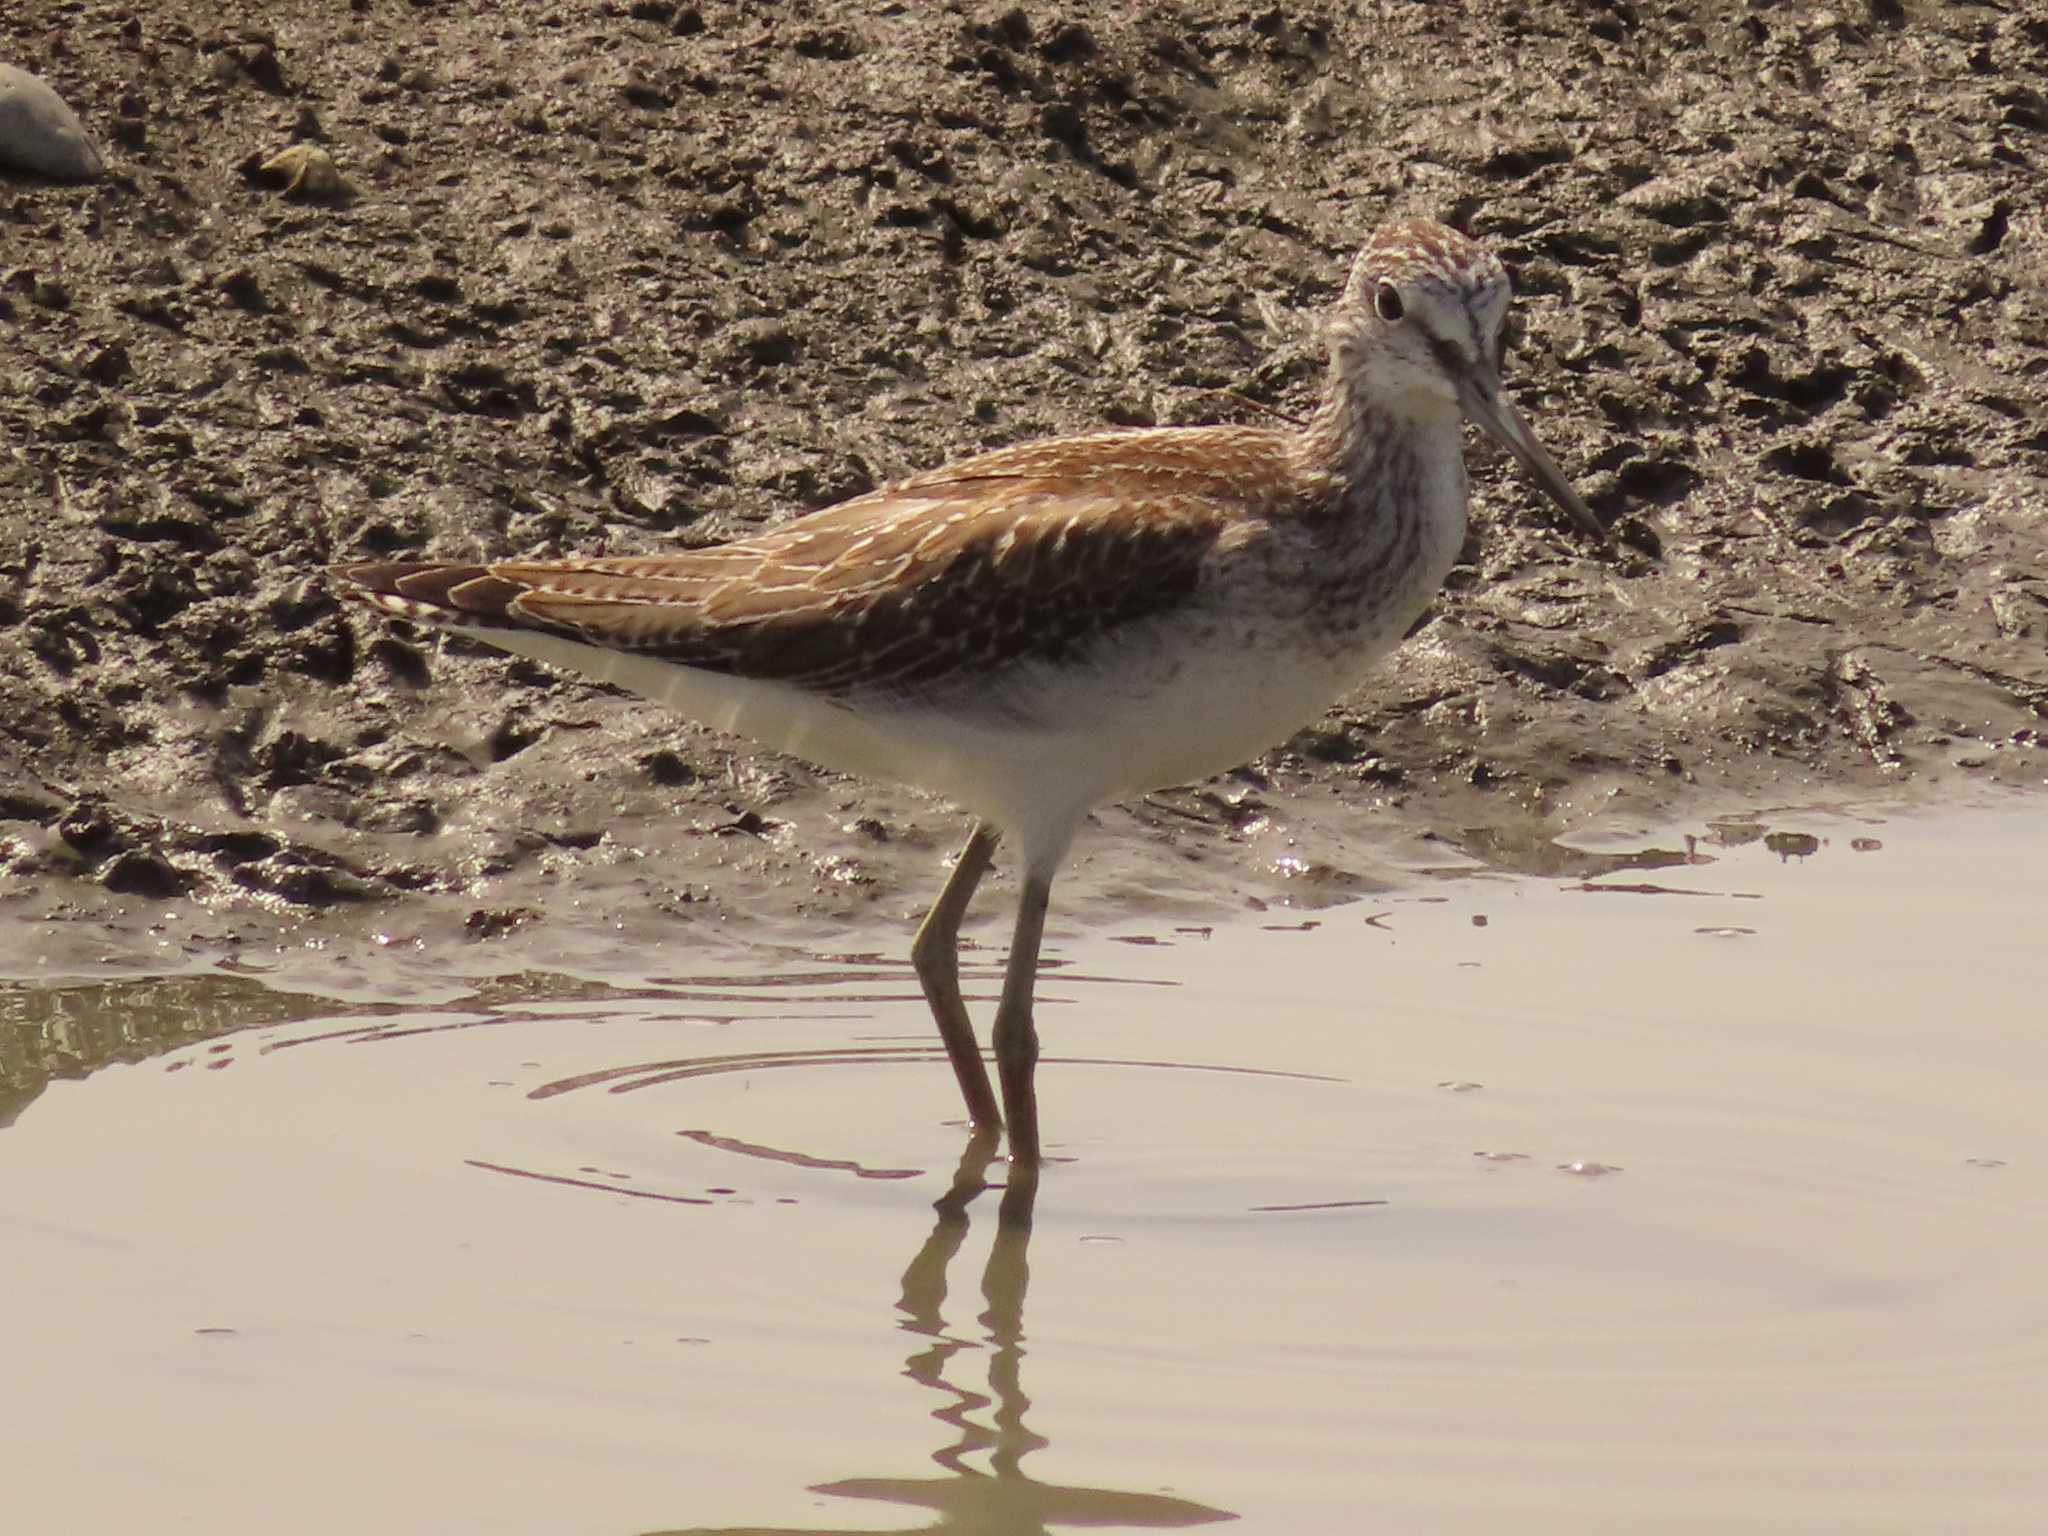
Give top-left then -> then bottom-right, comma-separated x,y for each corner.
1426,330 -> 1468,380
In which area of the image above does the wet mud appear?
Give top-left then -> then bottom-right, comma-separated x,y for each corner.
2,2 -> 2044,982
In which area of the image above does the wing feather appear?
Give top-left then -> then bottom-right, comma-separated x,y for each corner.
333,425 -> 1303,698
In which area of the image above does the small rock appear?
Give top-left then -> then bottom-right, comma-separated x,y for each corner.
217,267 -> 267,310
233,853 -> 374,906
210,39 -> 289,95
722,317 -> 799,368
58,801 -> 128,857
195,831 -> 284,866
1764,831 -> 1821,860
102,849 -> 195,900
80,341 -> 132,383
466,906 -> 540,940
257,142 -> 346,199
1618,175 -> 1729,228
0,64 -> 105,180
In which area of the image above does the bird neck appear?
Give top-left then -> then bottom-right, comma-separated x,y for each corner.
1292,360 -> 1461,522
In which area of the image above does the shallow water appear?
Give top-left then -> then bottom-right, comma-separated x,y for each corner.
3,800 -> 2045,1533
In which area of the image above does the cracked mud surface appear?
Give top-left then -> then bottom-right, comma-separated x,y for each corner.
2,1 -> 2044,986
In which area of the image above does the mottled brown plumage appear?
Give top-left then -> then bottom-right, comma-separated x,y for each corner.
330,218 -> 1607,1174
334,424 -> 1377,706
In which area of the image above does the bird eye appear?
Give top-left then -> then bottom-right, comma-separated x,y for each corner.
1374,282 -> 1405,323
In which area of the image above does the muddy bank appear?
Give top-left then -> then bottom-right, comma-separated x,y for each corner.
2,1 -> 2044,985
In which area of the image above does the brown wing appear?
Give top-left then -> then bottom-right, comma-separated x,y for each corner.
333,426 -> 1299,699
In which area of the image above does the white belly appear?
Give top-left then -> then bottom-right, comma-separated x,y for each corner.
452,608 -> 1380,862
442,469 -> 1461,867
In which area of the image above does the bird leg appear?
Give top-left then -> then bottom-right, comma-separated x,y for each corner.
911,821 -> 1002,1131
991,867 -> 1053,1172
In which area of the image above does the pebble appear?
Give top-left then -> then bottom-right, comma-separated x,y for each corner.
0,63 -> 105,180
258,142 -> 345,198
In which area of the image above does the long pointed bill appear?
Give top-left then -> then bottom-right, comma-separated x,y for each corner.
1459,372 -> 1607,541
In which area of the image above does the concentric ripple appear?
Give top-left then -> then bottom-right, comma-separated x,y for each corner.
1,803 -> 2044,1533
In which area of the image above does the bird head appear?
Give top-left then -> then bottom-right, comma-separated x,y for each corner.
1332,219 -> 1606,540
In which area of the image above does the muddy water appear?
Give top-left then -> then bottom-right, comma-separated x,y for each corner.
2,801 -> 2044,1534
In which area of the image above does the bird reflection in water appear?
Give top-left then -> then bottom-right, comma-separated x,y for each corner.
647,1133 -> 1237,1535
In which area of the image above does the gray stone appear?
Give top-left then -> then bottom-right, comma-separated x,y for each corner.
0,63 -> 105,180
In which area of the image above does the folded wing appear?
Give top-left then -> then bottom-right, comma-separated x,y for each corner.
333,427 -> 1294,699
